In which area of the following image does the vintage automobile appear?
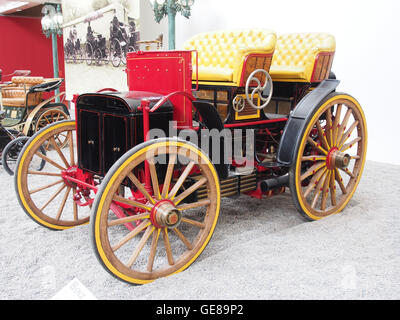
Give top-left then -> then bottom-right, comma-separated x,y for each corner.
65,26 -> 83,64
85,25 -> 109,66
14,29 -> 367,284
64,36 -> 83,64
0,76 -> 69,174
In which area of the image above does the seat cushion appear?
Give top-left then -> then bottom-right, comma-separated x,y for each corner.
2,118 -> 21,127
270,33 -> 335,82
2,88 -> 25,98
2,97 -> 25,107
195,66 -> 234,82
2,85 -> 42,107
183,29 -> 276,84
269,65 -> 307,80
11,76 -> 44,86
2,88 -> 26,107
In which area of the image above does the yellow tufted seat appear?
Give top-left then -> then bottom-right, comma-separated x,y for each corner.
270,33 -> 335,82
183,29 -> 276,85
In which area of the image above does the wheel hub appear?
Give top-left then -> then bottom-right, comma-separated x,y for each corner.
327,147 -> 351,170
62,165 -> 78,187
150,200 -> 181,229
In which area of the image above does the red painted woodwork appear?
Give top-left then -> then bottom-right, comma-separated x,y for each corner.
224,117 -> 288,128
126,50 -> 193,128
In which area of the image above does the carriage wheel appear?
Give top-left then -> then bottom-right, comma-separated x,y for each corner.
86,42 -> 93,66
72,48 -> 77,64
94,48 -> 103,66
0,128 -> 20,159
289,92 -> 367,220
35,107 -> 69,132
65,50 -> 71,63
2,137 -> 27,175
110,39 -> 121,67
2,136 -> 45,176
75,49 -> 83,63
91,139 -> 220,284
35,107 -> 70,149
104,47 -> 110,65
15,121 -> 91,230
122,46 -> 134,66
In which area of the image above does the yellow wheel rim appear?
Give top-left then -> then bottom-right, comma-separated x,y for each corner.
293,94 -> 367,220
92,140 -> 220,284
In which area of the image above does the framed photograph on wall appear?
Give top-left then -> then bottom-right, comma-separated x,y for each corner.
61,0 -> 163,100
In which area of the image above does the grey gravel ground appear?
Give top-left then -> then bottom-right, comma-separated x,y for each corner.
0,160 -> 399,300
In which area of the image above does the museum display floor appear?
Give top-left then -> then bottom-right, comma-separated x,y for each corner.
0,160 -> 398,299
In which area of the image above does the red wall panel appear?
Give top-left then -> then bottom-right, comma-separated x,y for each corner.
0,16 -> 64,84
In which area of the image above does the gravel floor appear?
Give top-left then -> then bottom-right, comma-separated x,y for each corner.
0,160 -> 399,300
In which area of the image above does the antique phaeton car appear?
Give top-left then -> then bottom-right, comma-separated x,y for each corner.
64,35 -> 82,64
109,16 -> 138,67
0,76 -> 69,174
14,29 -> 367,284
85,25 -> 109,66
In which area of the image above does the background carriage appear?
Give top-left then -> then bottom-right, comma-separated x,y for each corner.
0,76 -> 69,175
14,29 -> 366,284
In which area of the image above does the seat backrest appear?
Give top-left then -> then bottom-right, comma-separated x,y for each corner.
1,88 -> 25,98
3,77 -> 44,107
271,33 -> 335,82
183,29 -> 276,85
11,76 -> 44,87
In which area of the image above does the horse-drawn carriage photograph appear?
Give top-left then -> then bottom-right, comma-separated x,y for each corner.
109,15 -> 139,67
64,26 -> 83,63
85,23 -> 109,66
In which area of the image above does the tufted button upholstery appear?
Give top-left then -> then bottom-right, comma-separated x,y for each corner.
11,76 -> 44,86
270,33 -> 335,82
1,76 -> 44,107
1,89 -> 25,107
183,29 -> 276,84
2,89 -> 25,98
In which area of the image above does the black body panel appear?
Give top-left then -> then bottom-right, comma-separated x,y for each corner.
276,79 -> 340,166
76,91 -> 173,176
79,110 -> 101,173
193,100 -> 228,179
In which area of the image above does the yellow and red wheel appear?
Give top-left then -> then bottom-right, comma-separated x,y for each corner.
289,92 -> 367,220
90,138 -> 220,284
15,120 -> 92,230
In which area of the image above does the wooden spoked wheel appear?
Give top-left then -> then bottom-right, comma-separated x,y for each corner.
86,42 -> 93,66
289,93 -> 367,220
91,139 -> 220,284
110,39 -> 122,67
15,121 -> 92,230
35,107 -> 70,149
35,108 -> 69,132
